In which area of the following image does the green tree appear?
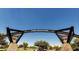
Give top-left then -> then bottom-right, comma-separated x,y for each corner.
0,33 -> 8,48
48,45 -> 53,50
53,46 -> 61,51
71,37 -> 79,51
0,33 -> 5,41
23,42 -> 28,50
34,40 -> 49,51
71,43 -> 76,50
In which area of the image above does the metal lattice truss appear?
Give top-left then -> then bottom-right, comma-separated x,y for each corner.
6,26 -> 78,44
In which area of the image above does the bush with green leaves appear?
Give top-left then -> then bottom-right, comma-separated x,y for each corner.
34,40 -> 49,51
71,37 -> 79,51
0,33 -> 8,48
23,42 -> 28,50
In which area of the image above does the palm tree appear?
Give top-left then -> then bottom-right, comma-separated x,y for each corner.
34,40 -> 49,51
23,42 -> 28,50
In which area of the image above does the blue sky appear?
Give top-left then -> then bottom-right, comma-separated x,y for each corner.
0,8 -> 79,45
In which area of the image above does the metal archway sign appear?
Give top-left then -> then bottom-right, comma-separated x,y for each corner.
6,26 -> 75,44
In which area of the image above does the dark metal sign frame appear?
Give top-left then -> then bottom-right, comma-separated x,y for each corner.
55,26 -> 74,43
6,26 -> 75,44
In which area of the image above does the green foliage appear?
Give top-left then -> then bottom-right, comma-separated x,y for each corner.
0,33 -> 8,48
34,40 -> 49,51
0,33 -> 6,41
71,43 -> 76,50
53,46 -> 61,51
48,46 -> 53,50
71,38 -> 79,51
23,42 -> 28,50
